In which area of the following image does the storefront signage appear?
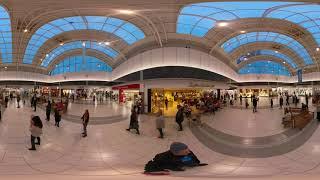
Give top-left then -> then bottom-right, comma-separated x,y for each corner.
112,84 -> 140,90
188,82 -> 215,87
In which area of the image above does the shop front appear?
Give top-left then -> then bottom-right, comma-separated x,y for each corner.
150,88 -> 204,116
239,88 -> 271,98
112,84 -> 142,105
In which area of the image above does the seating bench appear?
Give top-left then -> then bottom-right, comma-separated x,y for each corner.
282,107 -> 313,130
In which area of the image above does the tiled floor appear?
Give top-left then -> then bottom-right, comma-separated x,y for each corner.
206,108 -> 286,137
1,99 -> 320,179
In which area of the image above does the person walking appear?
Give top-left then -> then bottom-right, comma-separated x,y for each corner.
54,109 -> 61,127
126,108 -> 140,134
294,95 -> 298,107
46,100 -> 51,121
252,97 -> 257,113
286,95 -> 289,106
305,93 -> 309,108
0,104 -> 2,121
81,109 -> 89,137
33,95 -> 37,112
165,98 -> 169,110
28,116 -> 43,151
175,105 -> 184,131
279,96 -> 284,109
270,98 -> 273,108
156,109 -> 165,139
245,98 -> 249,109
17,95 -> 21,108
4,96 -> 8,108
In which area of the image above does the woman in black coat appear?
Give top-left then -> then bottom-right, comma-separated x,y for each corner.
175,106 -> 184,131
126,108 -> 140,134
54,109 -> 61,127
46,100 -> 51,121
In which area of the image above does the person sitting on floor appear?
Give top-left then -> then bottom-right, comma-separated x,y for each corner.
144,142 -> 208,174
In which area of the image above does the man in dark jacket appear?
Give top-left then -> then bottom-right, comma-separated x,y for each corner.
144,142 -> 207,173
252,97 -> 257,113
175,106 -> 184,131
4,96 -> 8,108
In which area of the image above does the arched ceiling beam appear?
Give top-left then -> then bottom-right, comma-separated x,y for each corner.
207,18 -> 317,52
229,42 -> 306,69
237,55 -> 296,75
220,31 -> 313,66
46,49 -> 114,73
17,8 -> 165,64
21,15 -> 146,65
32,31 -> 126,66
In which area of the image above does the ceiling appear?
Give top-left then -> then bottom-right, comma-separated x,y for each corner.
0,0 -> 319,77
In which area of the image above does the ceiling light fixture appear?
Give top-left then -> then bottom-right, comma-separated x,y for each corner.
98,42 -> 102,45
59,43 -> 64,46
217,21 -> 229,27
46,54 -> 49,57
4,66 -> 7,69
240,30 -> 246,33
23,29 -> 28,33
317,47 -> 320,52
283,61 -> 286,64
275,51 -> 279,53
104,42 -> 110,46
118,10 -> 135,14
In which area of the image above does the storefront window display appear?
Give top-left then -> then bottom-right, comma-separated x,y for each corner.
112,84 -> 142,107
151,88 -> 203,116
239,88 -> 271,97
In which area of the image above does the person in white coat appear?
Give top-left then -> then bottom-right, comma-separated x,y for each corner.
156,109 -> 165,139
29,115 -> 43,151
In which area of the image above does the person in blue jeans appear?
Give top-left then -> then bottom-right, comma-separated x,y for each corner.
144,142 -> 208,173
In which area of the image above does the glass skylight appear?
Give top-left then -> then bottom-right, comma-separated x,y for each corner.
41,41 -> 119,67
238,60 -> 291,76
221,32 -> 313,65
236,49 -> 297,68
0,6 -> 12,64
23,16 -> 145,64
50,55 -> 112,75
177,1 -> 320,45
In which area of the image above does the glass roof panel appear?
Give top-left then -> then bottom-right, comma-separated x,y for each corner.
177,1 -> 320,48
41,40 -> 119,67
221,31 -> 313,65
238,60 -> 291,76
23,16 -> 145,64
236,49 -> 297,68
50,55 -> 112,76
0,6 -> 11,64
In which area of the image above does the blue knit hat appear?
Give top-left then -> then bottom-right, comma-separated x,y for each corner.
170,142 -> 188,154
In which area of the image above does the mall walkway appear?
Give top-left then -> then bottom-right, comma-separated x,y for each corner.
0,100 -> 320,180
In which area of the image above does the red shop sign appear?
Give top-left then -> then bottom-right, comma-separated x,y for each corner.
112,84 -> 140,90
